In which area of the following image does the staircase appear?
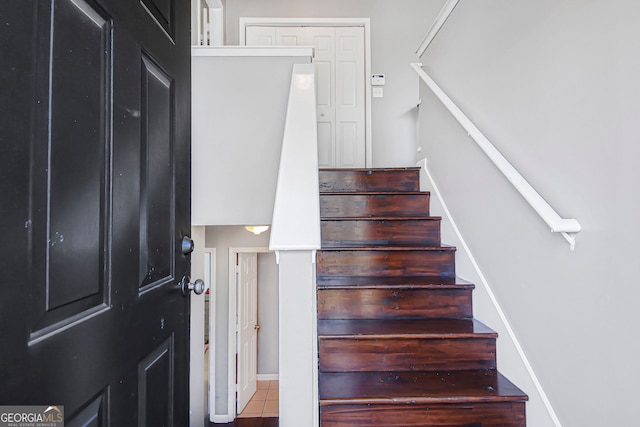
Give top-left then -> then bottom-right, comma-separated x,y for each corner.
316,167 -> 528,427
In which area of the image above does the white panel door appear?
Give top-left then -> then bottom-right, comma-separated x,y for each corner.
237,252 -> 258,414
245,25 -> 365,168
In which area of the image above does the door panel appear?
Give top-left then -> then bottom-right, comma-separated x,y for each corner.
275,26 -> 305,46
339,61 -> 357,106
245,26 -> 275,46
139,55 -> 175,292
66,391 -> 108,427
315,62 -> 333,109
138,338 -> 174,427
0,0 -> 192,424
317,122 -> 333,168
141,0 -> 174,37
29,0 -> 112,340
340,122 -> 358,166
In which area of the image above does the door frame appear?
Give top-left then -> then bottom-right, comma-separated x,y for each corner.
227,246 -> 272,420
239,17 -> 372,168
189,226 -> 208,426
189,228 -> 218,424
205,247 -> 217,422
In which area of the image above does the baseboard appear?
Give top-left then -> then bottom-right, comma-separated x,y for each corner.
257,373 -> 279,381
210,414 -> 233,424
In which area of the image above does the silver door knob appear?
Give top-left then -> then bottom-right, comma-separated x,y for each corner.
178,275 -> 205,296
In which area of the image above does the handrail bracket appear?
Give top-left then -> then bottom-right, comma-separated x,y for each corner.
561,232 -> 576,251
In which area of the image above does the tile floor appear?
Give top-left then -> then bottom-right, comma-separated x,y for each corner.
238,380 -> 279,418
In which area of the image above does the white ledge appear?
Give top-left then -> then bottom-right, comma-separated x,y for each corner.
412,63 -> 581,250
191,46 -> 314,57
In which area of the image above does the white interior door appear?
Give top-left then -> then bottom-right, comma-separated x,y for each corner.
245,25 -> 365,168
236,252 -> 258,414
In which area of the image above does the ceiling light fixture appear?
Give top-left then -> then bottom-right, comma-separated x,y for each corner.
244,225 -> 269,235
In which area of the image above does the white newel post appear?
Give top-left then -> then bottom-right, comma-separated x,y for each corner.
275,250 -> 319,427
269,63 -> 320,426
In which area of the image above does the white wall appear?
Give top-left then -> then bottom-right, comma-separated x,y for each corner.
224,0 -> 444,167
204,226 -> 278,416
418,1 -> 640,426
192,52 -> 311,225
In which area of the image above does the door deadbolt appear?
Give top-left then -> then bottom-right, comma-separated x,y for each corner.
181,236 -> 194,255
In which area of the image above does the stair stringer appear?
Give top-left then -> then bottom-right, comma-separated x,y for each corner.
417,158 -> 561,427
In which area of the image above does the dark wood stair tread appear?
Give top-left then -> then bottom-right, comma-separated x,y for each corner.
321,218 -> 443,248
318,318 -> 496,339
320,167 -> 422,172
320,192 -> 431,218
320,168 -> 421,193
319,371 -> 528,405
321,216 -> 441,221
319,245 -> 456,251
317,275 -> 474,289
320,191 -> 427,196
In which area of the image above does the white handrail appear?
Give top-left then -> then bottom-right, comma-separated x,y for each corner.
411,62 -> 581,250
416,0 -> 460,57
269,63 -> 321,251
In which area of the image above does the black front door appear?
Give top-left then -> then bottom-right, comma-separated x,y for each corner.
0,0 -> 192,424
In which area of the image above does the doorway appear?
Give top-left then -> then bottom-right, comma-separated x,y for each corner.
191,226 -> 279,423
240,17 -> 372,168
227,247 -> 279,420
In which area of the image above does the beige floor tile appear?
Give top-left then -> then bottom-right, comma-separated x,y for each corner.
252,389 -> 268,400
242,399 -> 265,414
263,400 -> 279,413
235,380 -> 279,418
266,388 -> 279,401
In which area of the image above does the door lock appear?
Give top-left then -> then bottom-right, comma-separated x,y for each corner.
181,236 -> 195,255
